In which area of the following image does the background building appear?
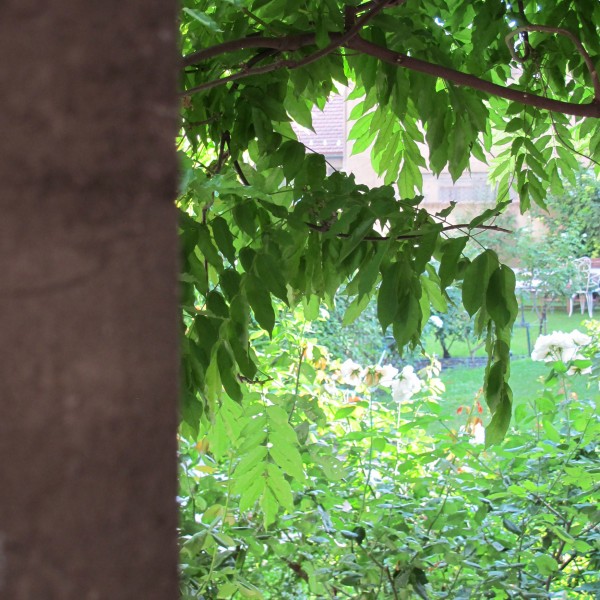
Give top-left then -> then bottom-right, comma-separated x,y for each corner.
294,91 -> 524,225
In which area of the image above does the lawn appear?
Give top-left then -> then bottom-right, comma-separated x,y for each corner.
433,311 -> 598,416
423,308 -> 595,359
439,357 -> 592,407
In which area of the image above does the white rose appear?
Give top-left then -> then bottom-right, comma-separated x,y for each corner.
531,331 -> 577,363
570,329 -> 592,347
378,364 -> 399,387
392,365 -> 422,402
339,359 -> 363,386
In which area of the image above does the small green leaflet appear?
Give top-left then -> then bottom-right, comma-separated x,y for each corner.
377,261 -> 401,331
245,273 -> 275,335
182,7 -> 222,31
439,236 -> 468,290
462,250 -> 499,316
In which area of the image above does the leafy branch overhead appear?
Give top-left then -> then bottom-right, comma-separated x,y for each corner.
178,0 -> 600,443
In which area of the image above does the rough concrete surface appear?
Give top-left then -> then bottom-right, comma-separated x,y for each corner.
0,1 -> 180,597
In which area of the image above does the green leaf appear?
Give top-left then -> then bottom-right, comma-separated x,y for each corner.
233,202 -> 257,237
485,381 -> 512,446
342,294 -> 370,326
217,344 -> 242,402
486,266 -> 518,329
534,554 -> 558,576
260,486 -> 278,527
197,223 -> 224,271
439,236 -> 468,290
502,518 -> 523,535
220,269 -> 242,301
269,433 -> 305,481
542,418 -> 561,443
377,261 -> 401,331
255,252 -> 289,304
239,471 -> 267,512
334,405 -> 357,419
266,463 -> 294,510
245,274 -> 275,335
236,579 -> 263,599
234,445 -> 268,477
295,154 -> 326,191
468,201 -> 510,229
279,140 -> 306,181
182,7 -> 222,31
357,243 -> 387,298
392,292 -> 421,349
205,352 -> 222,412
206,290 -> 228,318
462,250 -> 499,316
211,216 -> 236,264
421,274 -> 447,312
285,94 -> 314,130
302,294 -> 320,320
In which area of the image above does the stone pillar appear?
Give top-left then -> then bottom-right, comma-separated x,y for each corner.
0,1 -> 179,598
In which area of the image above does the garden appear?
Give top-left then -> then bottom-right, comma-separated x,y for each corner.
177,1 -> 600,597
179,303 -> 599,599
178,209 -> 600,598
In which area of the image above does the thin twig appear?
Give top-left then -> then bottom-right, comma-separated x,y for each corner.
183,34 -> 315,67
505,25 -> 600,100
362,548 -> 399,600
305,221 -> 511,240
224,135 -> 252,186
182,114 -> 220,127
515,0 -> 531,60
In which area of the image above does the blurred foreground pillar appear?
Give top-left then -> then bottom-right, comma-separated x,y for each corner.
0,1 -> 180,598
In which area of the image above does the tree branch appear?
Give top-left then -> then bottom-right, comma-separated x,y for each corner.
183,0 -> 403,67
181,56 -> 299,96
505,25 -> 600,100
347,36 -> 600,118
306,221 -> 511,240
181,1 -> 390,97
182,34 -> 315,67
182,32 -> 600,117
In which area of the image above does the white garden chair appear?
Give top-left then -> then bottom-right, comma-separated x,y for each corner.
567,257 -> 599,318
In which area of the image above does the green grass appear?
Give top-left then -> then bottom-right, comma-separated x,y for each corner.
421,312 -> 598,431
424,309 -> 595,359
439,358 -> 594,414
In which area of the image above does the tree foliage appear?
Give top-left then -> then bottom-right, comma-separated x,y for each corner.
543,168 -> 600,258
178,0 -> 600,446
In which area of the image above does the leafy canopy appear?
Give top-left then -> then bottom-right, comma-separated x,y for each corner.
178,0 -> 600,443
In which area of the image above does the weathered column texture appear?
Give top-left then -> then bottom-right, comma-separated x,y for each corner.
0,1 -> 179,598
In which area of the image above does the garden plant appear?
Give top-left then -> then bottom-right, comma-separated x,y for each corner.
179,318 -> 599,598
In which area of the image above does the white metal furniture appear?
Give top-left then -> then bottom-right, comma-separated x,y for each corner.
568,257 -> 599,318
